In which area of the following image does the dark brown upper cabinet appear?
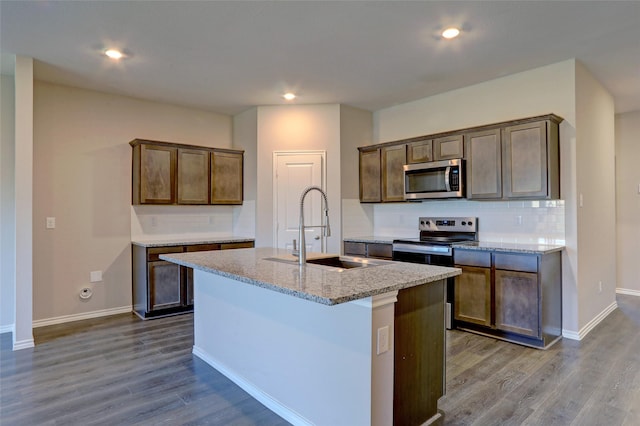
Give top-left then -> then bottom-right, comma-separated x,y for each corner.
381,144 -> 407,202
131,142 -> 177,205
211,149 -> 244,205
407,139 -> 433,164
130,139 -> 243,205
359,147 -> 382,203
466,115 -> 561,200
433,134 -> 464,160
177,147 -> 210,205
465,128 -> 502,200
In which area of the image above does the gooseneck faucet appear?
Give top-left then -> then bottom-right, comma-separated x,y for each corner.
296,186 -> 331,266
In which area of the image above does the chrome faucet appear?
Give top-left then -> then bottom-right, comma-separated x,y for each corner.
295,186 -> 331,265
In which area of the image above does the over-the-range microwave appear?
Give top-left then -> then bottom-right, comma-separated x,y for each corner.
403,158 -> 465,200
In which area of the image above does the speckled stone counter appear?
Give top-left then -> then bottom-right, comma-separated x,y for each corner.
342,236 -> 395,244
452,241 -> 565,255
131,236 -> 254,247
160,247 -> 460,305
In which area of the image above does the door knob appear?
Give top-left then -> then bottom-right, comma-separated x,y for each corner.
314,236 -> 320,240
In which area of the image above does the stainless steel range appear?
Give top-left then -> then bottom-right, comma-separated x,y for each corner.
392,217 -> 478,329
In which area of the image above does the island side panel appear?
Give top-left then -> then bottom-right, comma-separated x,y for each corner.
394,279 -> 446,426
191,269 -> 394,426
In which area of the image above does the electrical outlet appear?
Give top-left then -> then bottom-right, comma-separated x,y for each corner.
46,217 -> 56,229
515,215 -> 523,226
90,270 -> 103,283
377,326 -> 390,355
150,216 -> 157,227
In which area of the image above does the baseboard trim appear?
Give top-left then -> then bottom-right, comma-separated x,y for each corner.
562,300 -> 618,341
0,324 -> 14,334
13,338 -> 35,351
32,306 -> 132,328
192,345 -> 312,426
616,288 -> 640,297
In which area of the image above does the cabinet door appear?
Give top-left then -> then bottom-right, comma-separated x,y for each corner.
211,150 -> 243,204
466,128 -> 502,199
502,121 -> 549,199
148,261 -> 183,311
407,139 -> 433,164
433,134 -> 463,160
177,148 -> 210,205
454,265 -> 491,326
495,269 -> 539,337
381,144 -> 407,202
359,148 -> 381,202
344,242 -> 366,257
139,144 -> 177,204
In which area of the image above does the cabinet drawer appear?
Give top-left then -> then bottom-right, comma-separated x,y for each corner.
186,244 -> 220,252
344,242 -> 366,256
367,243 -> 392,259
494,253 -> 538,273
454,250 -> 491,267
147,246 -> 184,261
220,241 -> 254,250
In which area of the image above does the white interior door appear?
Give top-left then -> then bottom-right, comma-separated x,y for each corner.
274,151 -> 326,252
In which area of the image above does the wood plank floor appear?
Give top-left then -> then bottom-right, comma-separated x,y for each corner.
1,294 -> 639,425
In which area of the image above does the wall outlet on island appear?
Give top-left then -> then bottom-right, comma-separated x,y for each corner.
377,325 -> 389,355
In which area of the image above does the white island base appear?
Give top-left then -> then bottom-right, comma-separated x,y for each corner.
191,269 -> 446,426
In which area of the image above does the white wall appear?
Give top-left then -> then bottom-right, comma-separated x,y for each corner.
615,110 -> 640,295
13,57 -> 35,349
232,107 -> 258,238
32,81 -> 233,322
255,105 -> 342,253
339,105 -> 375,241
574,62 -> 617,330
0,74 -> 16,332
372,59 -> 619,336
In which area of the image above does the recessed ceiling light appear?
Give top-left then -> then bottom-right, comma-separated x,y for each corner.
441,27 -> 461,39
283,92 -> 296,101
104,49 -> 124,59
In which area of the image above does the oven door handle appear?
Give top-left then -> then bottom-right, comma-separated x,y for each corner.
392,243 -> 452,256
444,166 -> 451,192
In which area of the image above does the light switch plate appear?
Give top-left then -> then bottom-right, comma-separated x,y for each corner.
46,217 -> 56,229
90,270 -> 103,283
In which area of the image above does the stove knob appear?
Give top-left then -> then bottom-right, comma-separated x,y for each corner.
461,221 -> 466,226
420,220 -> 425,226
425,221 -> 430,226
468,221 -> 473,226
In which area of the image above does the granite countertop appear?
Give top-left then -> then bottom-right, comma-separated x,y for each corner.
343,236 -> 395,244
131,236 -> 254,248
452,241 -> 565,255
160,247 -> 460,306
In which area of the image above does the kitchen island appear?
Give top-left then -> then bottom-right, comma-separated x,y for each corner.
161,247 -> 461,426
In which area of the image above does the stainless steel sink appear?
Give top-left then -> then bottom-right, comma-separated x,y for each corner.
263,255 -> 383,270
306,257 -> 377,269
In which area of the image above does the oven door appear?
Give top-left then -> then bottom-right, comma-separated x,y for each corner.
403,159 -> 464,200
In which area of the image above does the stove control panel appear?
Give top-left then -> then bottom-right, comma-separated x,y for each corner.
419,217 -> 477,232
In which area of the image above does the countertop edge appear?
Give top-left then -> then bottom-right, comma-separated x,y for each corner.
451,242 -> 565,255
343,236 -> 395,244
132,237 -> 255,247
160,250 -> 460,306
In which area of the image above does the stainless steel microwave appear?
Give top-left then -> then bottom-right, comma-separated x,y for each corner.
403,158 -> 464,200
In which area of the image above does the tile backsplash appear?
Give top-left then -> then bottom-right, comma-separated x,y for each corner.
371,200 -> 565,244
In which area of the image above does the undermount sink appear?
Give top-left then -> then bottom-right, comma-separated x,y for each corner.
306,257 -> 376,269
263,255 -> 383,270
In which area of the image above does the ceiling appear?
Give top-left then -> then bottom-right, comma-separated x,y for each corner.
1,1 -> 639,116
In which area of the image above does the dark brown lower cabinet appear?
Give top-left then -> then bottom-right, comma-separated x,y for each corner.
394,279 -> 445,426
454,248 -> 562,349
343,241 -> 392,259
132,241 -> 254,319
